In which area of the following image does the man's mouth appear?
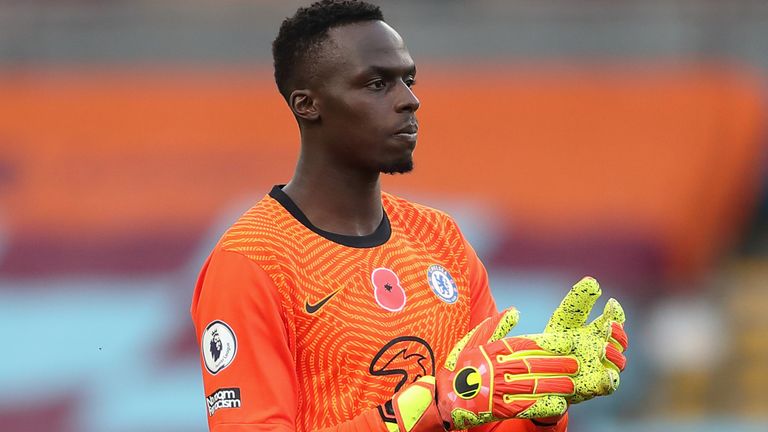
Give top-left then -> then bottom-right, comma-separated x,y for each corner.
395,123 -> 418,135
394,123 -> 418,141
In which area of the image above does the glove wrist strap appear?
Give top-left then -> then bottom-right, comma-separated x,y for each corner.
381,376 -> 446,432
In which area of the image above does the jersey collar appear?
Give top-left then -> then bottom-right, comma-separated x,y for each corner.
269,185 -> 392,248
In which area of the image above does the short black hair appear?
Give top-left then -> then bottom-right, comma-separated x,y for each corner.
272,0 -> 384,100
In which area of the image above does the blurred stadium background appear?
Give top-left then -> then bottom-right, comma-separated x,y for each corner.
1,0 -> 767,431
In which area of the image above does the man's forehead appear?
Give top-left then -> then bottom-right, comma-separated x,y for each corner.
326,21 -> 413,70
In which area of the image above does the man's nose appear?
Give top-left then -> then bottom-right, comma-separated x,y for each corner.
395,82 -> 420,113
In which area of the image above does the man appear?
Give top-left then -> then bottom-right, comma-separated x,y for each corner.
191,1 -> 628,431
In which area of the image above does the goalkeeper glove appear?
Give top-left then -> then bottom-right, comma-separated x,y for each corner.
382,308 -> 580,431
543,276 -> 628,404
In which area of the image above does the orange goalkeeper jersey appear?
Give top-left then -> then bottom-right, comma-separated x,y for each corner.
191,186 -> 567,432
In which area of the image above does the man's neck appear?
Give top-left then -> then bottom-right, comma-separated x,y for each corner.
282,162 -> 384,237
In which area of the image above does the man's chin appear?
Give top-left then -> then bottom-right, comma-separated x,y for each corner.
380,159 -> 414,175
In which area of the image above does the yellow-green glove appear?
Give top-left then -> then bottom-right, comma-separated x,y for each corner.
381,308 -> 582,431
543,276 -> 628,404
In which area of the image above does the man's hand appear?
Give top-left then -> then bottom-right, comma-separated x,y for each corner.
436,308 -> 582,429
385,308 -> 582,431
383,278 -> 629,432
543,276 -> 628,404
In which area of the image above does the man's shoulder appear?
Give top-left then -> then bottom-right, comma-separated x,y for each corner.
217,194 -> 290,255
382,191 -> 457,228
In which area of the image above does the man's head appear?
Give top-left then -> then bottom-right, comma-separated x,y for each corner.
272,0 -> 383,101
272,0 -> 420,175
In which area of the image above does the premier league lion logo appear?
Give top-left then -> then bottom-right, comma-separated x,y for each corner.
202,320 -> 237,375
210,329 -> 223,362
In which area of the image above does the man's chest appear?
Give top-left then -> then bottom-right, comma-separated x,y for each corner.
279,239 -> 472,395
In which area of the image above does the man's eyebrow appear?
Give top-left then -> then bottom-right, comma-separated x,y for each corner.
360,64 -> 417,76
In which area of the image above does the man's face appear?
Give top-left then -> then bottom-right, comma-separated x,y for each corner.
313,21 -> 420,174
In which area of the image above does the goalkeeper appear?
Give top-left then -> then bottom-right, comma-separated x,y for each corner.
190,1 -> 629,431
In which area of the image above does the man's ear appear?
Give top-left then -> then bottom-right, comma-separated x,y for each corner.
289,89 -> 320,122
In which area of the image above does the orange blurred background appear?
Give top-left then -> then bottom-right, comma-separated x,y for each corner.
1,67 -> 763,278
2,1 -> 767,431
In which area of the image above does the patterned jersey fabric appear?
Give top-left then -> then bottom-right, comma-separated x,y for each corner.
191,186 -> 559,432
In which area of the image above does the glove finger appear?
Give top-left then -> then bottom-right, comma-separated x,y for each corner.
483,334 -> 574,359
522,357 -> 580,375
573,369 -> 620,401
610,321 -> 629,352
545,277 -> 601,332
513,395 -> 568,419
487,307 -> 521,344
495,337 -> 546,354
520,332 -> 576,356
604,343 -> 626,371
444,308 -> 520,370
496,355 -> 580,376
588,298 -> 626,331
470,307 -> 520,346
502,376 -> 575,396
587,300 -> 625,345
598,318 -> 613,342
606,298 -> 626,324
591,300 -> 628,352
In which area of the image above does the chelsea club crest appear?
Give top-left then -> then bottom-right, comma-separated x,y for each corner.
427,264 -> 458,304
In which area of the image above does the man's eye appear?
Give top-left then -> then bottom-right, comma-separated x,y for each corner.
405,78 -> 416,88
367,79 -> 386,90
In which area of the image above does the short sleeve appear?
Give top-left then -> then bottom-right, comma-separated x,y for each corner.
190,248 -> 298,431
